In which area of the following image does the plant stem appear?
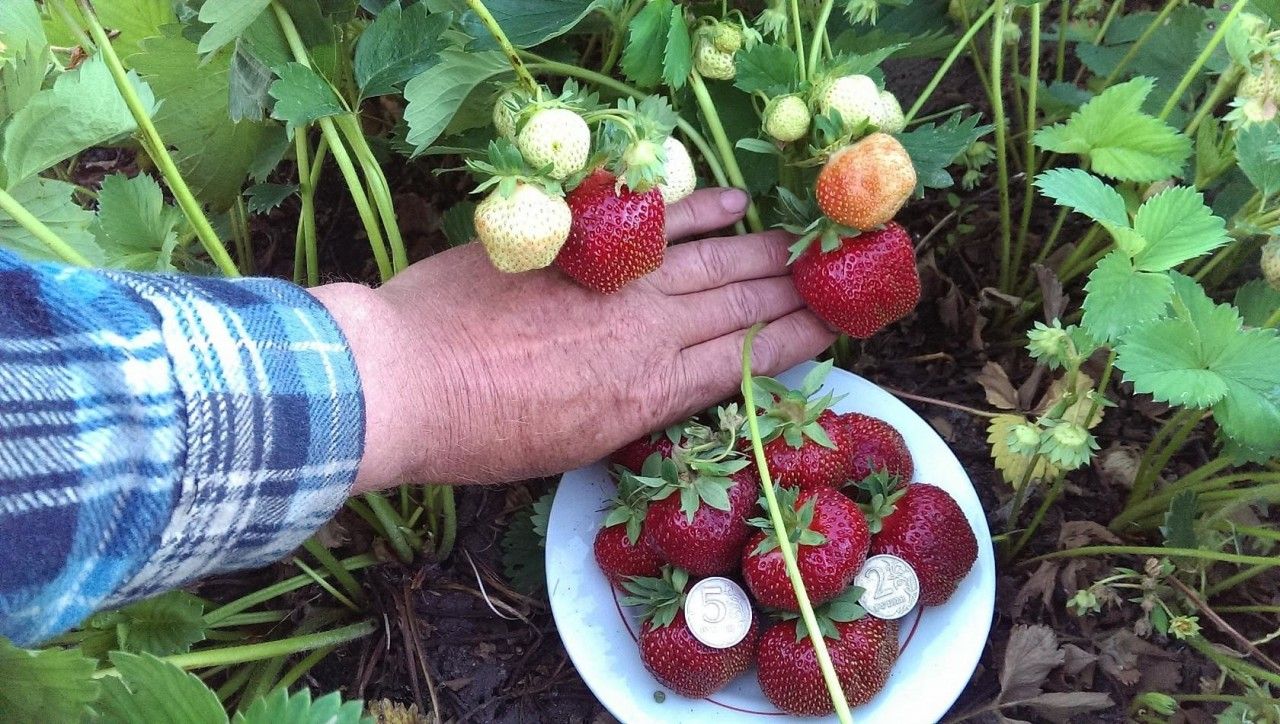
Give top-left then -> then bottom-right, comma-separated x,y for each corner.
79,0 -> 239,278
1054,0 -> 1068,83
1010,470 -> 1068,557
789,0 -> 808,81
302,537 -> 367,606
1026,545 -> 1280,568
209,610 -> 289,628
688,70 -> 764,232
295,133 -> 320,287
1185,65 -> 1244,137
990,0 -> 1013,293
808,0 -> 835,78
1125,408 -> 1201,511
335,114 -> 408,272
204,554 -> 378,625
1158,0 -> 1248,121
1013,2 -> 1043,278
1206,564 -> 1271,598
1216,605 -> 1280,615
231,195 -> 253,275
741,327 -> 851,724
466,0 -> 539,94
0,187 -> 93,266
1102,0 -> 1179,88
50,0 -> 93,52
94,621 -> 376,676
904,4 -> 998,123
365,492 -> 417,562
272,645 -> 334,692
1113,472 -> 1280,531
1189,636 -> 1280,688
435,487 -> 457,559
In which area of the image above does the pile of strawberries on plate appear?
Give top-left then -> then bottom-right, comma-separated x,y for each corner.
593,363 -> 978,716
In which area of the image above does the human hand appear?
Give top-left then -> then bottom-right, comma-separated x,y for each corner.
312,188 -> 837,491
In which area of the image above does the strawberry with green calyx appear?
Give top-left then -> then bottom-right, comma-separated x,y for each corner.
790,221 -> 921,339
595,469 -> 664,588
764,94 -> 813,143
862,479 -> 977,606
742,485 -> 870,610
622,567 -> 759,698
743,360 -> 850,491
837,412 -> 914,484
609,424 -> 685,474
593,96 -> 681,196
554,168 -> 666,293
637,451 -> 760,576
517,107 -> 591,181
815,132 -> 916,230
492,86 -> 535,140
814,74 -> 881,137
468,140 -> 570,273
756,592 -> 899,716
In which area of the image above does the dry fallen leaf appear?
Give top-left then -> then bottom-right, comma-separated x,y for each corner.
1013,561 -> 1060,619
1096,443 -> 1143,489
999,625 -> 1065,702
1059,520 -> 1123,549
977,361 -> 1021,410
1021,691 -> 1115,723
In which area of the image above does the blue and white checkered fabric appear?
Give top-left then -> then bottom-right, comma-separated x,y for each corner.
0,250 -> 364,646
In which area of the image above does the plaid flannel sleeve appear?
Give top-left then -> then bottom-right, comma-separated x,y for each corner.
0,250 -> 364,646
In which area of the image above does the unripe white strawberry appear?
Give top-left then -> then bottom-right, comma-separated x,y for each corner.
474,183 -> 572,273
712,23 -> 744,54
764,94 -> 811,142
1263,238 -> 1280,291
659,137 -> 696,205
493,89 -> 519,140
517,108 -> 591,180
873,90 -> 905,134
817,74 -> 881,134
695,38 -> 737,80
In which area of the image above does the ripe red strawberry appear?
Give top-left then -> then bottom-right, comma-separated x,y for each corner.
742,486 -> 870,611
623,567 -> 758,698
595,470 -> 663,588
746,361 -> 848,491
756,613 -> 899,715
555,169 -> 666,293
861,478 -> 977,606
642,456 -> 760,577
609,428 -> 681,474
791,222 -> 921,339
837,412 -> 914,484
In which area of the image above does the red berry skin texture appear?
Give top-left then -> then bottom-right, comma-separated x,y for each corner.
645,468 -> 760,577
756,616 -> 899,716
742,488 -> 870,611
639,608 -> 759,698
756,410 -> 849,491
838,412 -> 914,483
555,169 -> 667,294
870,483 -> 977,606
608,434 -> 676,474
791,222 -> 921,339
593,524 -> 664,589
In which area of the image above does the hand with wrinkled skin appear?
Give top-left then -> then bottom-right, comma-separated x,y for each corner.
311,188 -> 837,491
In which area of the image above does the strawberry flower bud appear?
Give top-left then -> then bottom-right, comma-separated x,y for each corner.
1168,615 -> 1201,640
1026,320 -> 1074,369
1067,588 -> 1101,616
1007,423 -> 1042,457
1040,420 -> 1098,470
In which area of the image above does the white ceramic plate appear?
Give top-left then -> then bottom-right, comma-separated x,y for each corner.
547,361 -> 995,724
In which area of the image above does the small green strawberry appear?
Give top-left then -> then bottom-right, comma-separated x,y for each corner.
492,88 -> 521,140
517,107 -> 591,180
764,95 -> 812,143
694,37 -> 737,80
712,22 -> 744,53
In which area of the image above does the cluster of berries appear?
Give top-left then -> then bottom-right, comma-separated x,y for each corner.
472,86 -> 696,293
593,366 -> 978,716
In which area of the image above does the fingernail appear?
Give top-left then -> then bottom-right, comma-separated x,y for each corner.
719,189 -> 749,214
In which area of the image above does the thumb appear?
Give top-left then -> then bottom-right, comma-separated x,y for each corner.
665,188 -> 750,241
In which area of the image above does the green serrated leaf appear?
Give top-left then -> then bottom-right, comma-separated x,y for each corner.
1131,186 -> 1228,272
733,43 -> 799,96
1081,251 -> 1174,342
896,113 -> 992,193
1236,122 -> 1280,199
233,687 -> 371,724
0,44 -> 47,124
197,0 -> 272,55
0,1 -> 46,58
0,176 -> 101,264
1032,77 -> 1191,182
2,55 -> 154,188
1116,317 -> 1231,407
1235,280 -> 1280,328
354,0 -> 450,100
462,0 -> 605,50
0,637 -> 100,723
1161,491 -> 1198,549
245,182 -> 299,215
92,174 -> 187,272
112,591 -> 208,656
662,5 -> 691,90
269,63 -> 346,137
1033,169 -> 1129,227
404,50 -> 511,153
96,652 -> 227,724
619,0 -> 672,89
500,490 -> 554,594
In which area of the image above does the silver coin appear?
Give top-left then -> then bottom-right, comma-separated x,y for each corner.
684,577 -> 753,649
854,554 -> 921,620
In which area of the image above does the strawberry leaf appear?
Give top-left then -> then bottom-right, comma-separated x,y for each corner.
197,0 -> 271,55
1130,186 -> 1228,272
353,0 -> 450,101
92,174 -> 188,272
662,4 -> 692,91
1033,169 -> 1130,229
232,688 -> 370,724
0,177 -> 101,265
1081,251 -> 1174,343
1235,122 -> 1280,198
620,0 -> 673,89
733,43 -> 799,96
896,112 -> 991,193
1235,281 -> 1280,328
1032,77 -> 1191,182
1160,491 -> 1198,549
0,637 -> 99,723
404,50 -> 512,153
97,652 -> 228,723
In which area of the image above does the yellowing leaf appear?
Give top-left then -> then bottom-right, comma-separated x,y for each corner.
988,414 -> 1059,488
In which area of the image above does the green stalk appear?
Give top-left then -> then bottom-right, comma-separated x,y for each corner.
435,487 -> 457,560
94,621 -> 375,676
272,645 -> 335,692
1009,471 -> 1068,558
50,0 -> 93,52
1101,0 -> 1179,88
466,0 -> 539,94
1027,545 -> 1280,567
1190,636 -> 1280,687
209,611 -> 289,628
990,0 -> 1013,293
214,664 -> 255,702
334,114 -> 408,273
904,4 -> 998,123
0,187 -> 93,266
1215,605 -> 1280,615
1112,472 -> 1280,531
79,1 -> 239,277
1054,0 -> 1068,83
688,71 -> 764,232
1125,408 -> 1201,511
1013,2 -> 1043,277
301,537 -> 367,606
204,554 -> 378,625
741,326 -> 852,724
1158,0 -> 1248,121
1185,65 -> 1245,137
295,133 -> 320,287
808,0 -> 835,78
790,0 -> 808,81
365,492 -> 417,563
1206,564 -> 1271,597
231,195 -> 254,275
1092,0 -> 1125,46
